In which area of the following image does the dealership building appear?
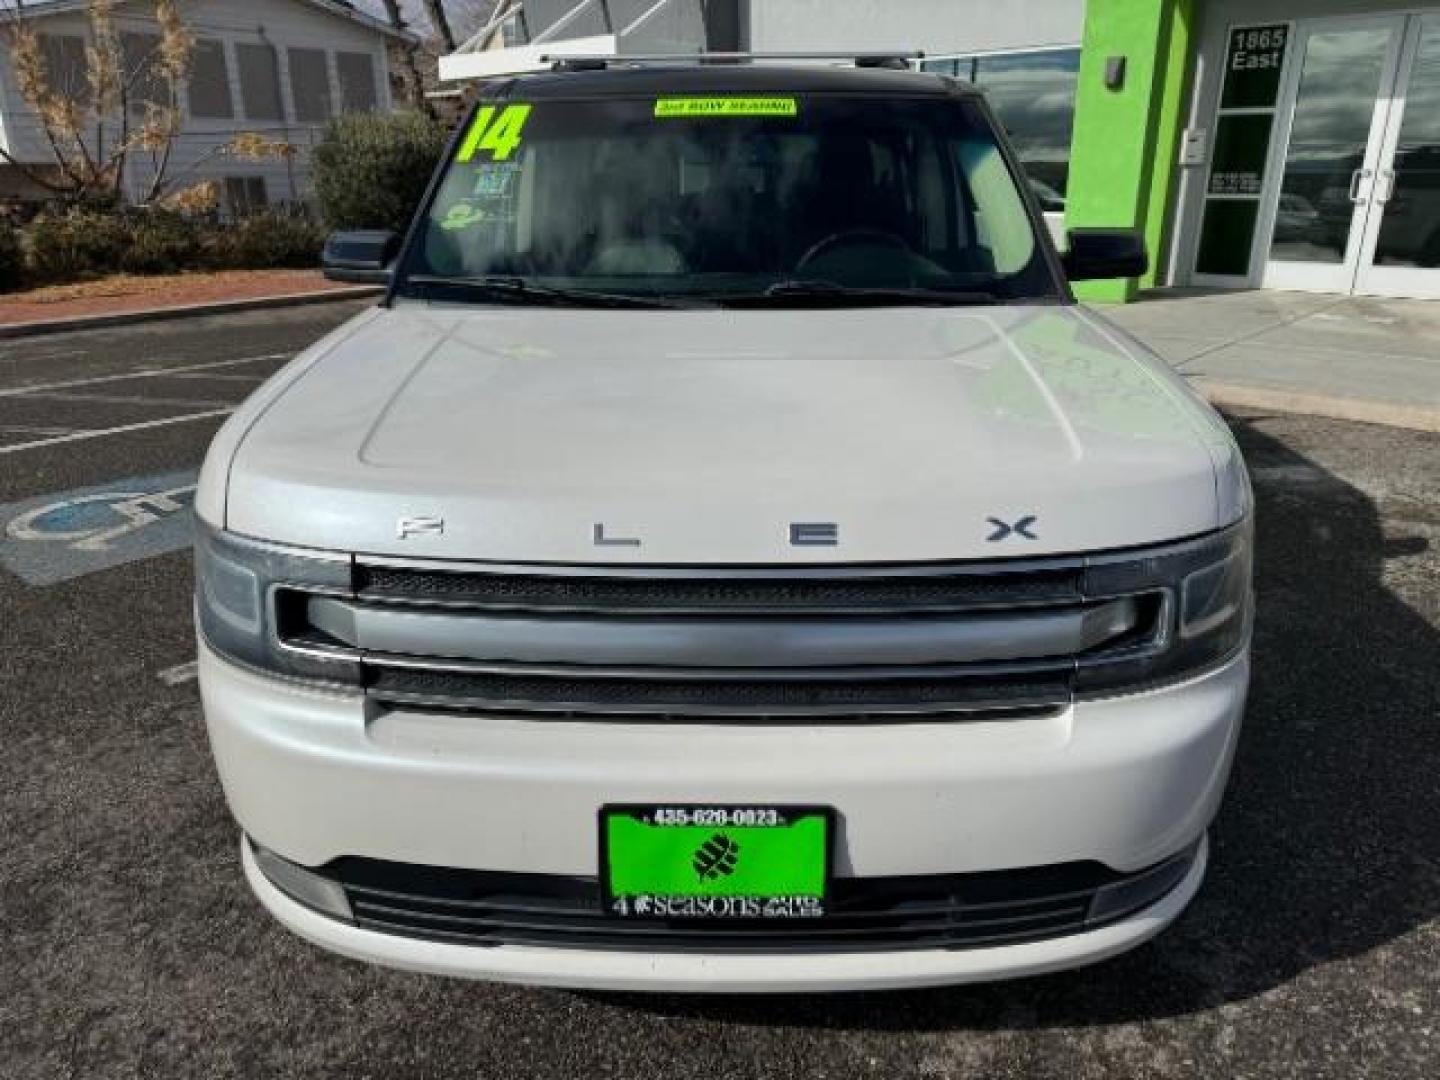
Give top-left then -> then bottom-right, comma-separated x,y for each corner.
443,1 -> 1440,302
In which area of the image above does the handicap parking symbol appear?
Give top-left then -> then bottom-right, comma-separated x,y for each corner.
0,468 -> 199,586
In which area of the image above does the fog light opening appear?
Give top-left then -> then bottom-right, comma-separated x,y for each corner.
1086,840 -> 1200,926
251,840 -> 353,922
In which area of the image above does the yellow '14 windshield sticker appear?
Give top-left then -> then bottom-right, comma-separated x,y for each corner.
654,97 -> 798,118
456,104 -> 533,162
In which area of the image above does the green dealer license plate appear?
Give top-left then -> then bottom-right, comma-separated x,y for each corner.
600,805 -> 832,919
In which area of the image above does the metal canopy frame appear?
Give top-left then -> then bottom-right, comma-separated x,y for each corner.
438,0 -> 923,82
543,51 -> 926,66
454,0 -> 682,55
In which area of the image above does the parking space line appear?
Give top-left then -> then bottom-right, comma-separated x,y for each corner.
0,354 -> 287,398
0,349 -> 85,365
0,408 -> 234,456
163,372 -> 269,383
22,391 -> 236,408
0,424 -> 82,436
158,660 -> 199,686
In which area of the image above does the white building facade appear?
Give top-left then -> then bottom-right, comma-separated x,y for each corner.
0,0 -> 404,210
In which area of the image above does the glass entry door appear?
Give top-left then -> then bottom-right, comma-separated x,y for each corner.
1260,17 -> 1405,293
1260,13 -> 1440,298
1356,15 -> 1440,298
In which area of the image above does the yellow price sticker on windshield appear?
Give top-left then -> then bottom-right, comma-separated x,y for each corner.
654,97 -> 798,118
456,104 -> 533,163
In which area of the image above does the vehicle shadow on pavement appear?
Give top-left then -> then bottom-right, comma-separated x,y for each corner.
592,413 -> 1440,1030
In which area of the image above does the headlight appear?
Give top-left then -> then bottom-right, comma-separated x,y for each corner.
1076,517 -> 1253,696
194,521 -> 360,686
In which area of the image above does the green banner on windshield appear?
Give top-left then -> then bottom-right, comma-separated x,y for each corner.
654,96 -> 798,118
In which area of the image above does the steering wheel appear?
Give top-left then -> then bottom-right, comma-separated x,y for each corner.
794,229 -> 914,275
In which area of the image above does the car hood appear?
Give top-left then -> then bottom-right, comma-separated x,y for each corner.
213,301 -> 1243,563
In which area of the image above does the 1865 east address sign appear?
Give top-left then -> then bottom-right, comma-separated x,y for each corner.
1222,24 -> 1290,109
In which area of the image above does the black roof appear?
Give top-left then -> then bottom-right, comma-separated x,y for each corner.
488,63 -> 973,101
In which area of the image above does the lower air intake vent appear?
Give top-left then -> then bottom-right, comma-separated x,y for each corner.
294,846 -> 1200,954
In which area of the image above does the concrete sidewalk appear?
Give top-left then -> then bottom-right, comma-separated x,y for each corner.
1101,289 -> 1440,431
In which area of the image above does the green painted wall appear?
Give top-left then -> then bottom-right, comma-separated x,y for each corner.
1066,0 -> 1195,302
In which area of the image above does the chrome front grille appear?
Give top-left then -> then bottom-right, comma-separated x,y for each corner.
363,660 -> 1077,718
354,562 -> 1086,614
277,558 -> 1167,720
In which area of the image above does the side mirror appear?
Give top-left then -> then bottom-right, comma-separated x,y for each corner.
1061,228 -> 1149,282
322,230 -> 400,285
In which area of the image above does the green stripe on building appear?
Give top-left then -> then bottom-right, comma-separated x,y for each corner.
1067,0 -> 1195,301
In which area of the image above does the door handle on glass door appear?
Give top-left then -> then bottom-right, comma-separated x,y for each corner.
1349,168 -> 1374,202
1375,168 -> 1396,204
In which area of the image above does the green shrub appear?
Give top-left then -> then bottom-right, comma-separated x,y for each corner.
20,202 -> 328,285
25,208 -> 130,282
313,110 -> 449,233
119,210 -> 202,275
207,212 -> 327,270
0,225 -> 23,293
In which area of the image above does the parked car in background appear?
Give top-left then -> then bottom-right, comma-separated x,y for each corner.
1273,192 -> 1321,244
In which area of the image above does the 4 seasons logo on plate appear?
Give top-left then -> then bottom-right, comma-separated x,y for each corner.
616,894 -> 826,919
693,834 -> 742,881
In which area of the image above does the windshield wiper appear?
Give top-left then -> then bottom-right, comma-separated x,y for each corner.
405,275 -> 708,310
720,280 -> 1001,308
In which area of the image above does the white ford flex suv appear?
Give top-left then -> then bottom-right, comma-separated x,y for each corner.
196,59 -> 1252,993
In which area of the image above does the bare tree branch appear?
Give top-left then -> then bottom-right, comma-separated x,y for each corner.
379,0 -> 435,115
421,0 -> 456,51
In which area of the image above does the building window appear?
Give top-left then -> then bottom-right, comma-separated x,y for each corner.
121,32 -> 168,115
336,51 -> 377,113
236,42 -> 284,122
288,47 -> 332,123
188,39 -> 235,120
1195,24 -> 1292,277
38,33 -> 90,108
922,48 -> 1081,208
225,176 -> 269,215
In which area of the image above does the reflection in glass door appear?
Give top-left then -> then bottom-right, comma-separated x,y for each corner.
1357,16 -> 1440,298
1261,18 -> 1403,292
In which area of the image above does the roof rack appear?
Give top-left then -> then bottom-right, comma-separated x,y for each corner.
546,51 -> 924,72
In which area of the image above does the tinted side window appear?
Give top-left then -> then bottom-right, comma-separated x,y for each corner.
120,32 -> 166,115
237,42 -> 284,121
189,39 -> 235,120
289,47 -> 332,123
38,33 -> 90,109
922,49 -> 1080,205
336,52 -> 377,113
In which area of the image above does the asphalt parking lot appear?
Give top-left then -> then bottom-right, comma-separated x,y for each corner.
2,302 -> 1438,1078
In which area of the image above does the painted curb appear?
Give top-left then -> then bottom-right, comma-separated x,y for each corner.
1194,377 -> 1440,434
0,285 -> 383,340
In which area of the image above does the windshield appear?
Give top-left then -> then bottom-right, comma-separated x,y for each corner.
399,93 -> 1059,306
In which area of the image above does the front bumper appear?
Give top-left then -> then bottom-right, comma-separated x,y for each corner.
201,640 -> 1247,989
